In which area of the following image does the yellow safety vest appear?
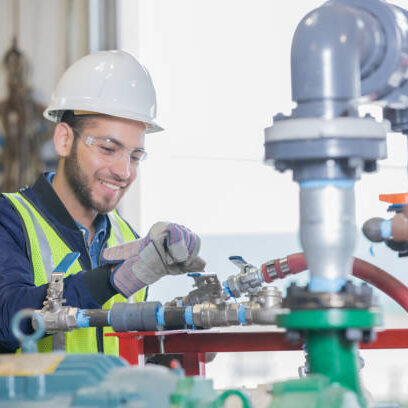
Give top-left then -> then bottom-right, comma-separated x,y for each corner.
3,192 -> 146,355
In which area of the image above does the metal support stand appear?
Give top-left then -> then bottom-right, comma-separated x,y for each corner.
181,352 -> 206,377
107,325 -> 408,383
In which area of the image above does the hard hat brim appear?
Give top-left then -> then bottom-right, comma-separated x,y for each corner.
43,107 -> 163,134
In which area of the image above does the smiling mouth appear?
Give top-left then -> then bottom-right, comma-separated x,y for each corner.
100,180 -> 124,191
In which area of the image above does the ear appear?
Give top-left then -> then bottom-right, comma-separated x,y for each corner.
54,123 -> 75,157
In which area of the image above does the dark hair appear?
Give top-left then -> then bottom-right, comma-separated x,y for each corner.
60,110 -> 99,136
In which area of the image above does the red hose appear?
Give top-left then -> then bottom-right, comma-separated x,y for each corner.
279,252 -> 408,312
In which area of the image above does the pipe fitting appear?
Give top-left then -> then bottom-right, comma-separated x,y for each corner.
392,212 -> 408,241
245,287 -> 283,325
291,0 -> 408,118
300,182 -> 356,291
224,265 -> 264,298
111,302 -> 161,332
363,208 -> 408,243
34,307 -> 79,333
192,302 -> 240,328
291,3 -> 384,118
362,217 -> 387,242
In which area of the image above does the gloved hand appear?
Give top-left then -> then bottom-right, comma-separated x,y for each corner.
102,222 -> 206,297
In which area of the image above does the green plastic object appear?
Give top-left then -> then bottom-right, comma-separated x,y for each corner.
216,390 -> 252,408
170,377 -> 253,408
269,374 -> 361,408
272,308 -> 382,408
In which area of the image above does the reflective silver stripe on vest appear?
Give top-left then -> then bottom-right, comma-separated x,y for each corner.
108,213 -> 125,245
11,194 -> 55,279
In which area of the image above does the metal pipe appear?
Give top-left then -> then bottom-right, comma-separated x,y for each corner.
82,309 -> 110,327
300,180 -> 356,292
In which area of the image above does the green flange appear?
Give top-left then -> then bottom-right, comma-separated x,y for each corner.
273,308 -> 381,408
277,308 -> 381,330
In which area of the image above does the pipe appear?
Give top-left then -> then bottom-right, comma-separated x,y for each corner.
291,3 -> 384,118
281,253 -> 408,312
299,180 -> 356,292
363,208 -> 408,243
291,0 -> 408,118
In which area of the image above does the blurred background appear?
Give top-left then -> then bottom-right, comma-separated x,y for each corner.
1,0 -> 408,403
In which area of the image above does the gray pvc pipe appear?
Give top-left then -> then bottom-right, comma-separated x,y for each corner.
111,302 -> 161,332
291,3 -> 384,118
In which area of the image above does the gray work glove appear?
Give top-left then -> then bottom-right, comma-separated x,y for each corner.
102,222 -> 206,297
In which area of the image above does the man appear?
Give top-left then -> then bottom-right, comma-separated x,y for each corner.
0,50 -> 205,354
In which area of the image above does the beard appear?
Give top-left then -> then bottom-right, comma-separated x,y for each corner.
64,142 -> 119,214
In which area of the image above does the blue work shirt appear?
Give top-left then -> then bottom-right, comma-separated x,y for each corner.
46,172 -> 108,268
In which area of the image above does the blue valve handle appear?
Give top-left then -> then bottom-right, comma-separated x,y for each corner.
187,272 -> 202,277
229,255 -> 248,269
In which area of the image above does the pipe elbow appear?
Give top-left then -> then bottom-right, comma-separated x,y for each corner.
291,0 -> 408,117
292,5 -> 361,103
291,3 -> 384,118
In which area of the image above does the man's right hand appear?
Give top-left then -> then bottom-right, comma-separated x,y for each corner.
103,222 -> 206,297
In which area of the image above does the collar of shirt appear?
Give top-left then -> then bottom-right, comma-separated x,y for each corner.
77,215 -> 108,245
45,172 -> 109,267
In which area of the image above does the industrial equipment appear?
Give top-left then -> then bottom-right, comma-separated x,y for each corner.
3,0 -> 408,406
265,0 -> 408,407
262,0 -> 408,405
0,309 -> 252,408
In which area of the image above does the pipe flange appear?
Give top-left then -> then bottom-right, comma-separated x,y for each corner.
284,281 -> 375,310
265,117 -> 388,143
264,117 -> 388,179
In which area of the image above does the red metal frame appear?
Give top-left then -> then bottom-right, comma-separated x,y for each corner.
107,328 -> 408,376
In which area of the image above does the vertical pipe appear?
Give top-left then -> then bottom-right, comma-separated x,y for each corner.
306,331 -> 363,401
300,181 -> 356,292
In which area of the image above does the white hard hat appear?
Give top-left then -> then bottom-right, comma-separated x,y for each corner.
43,50 -> 163,133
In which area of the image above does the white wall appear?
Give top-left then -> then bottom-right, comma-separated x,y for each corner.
119,0 -> 318,234
119,0 -> 408,236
